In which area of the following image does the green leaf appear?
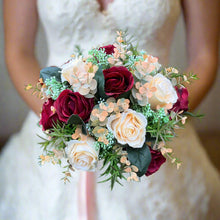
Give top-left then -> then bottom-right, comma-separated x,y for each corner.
40,66 -> 62,82
94,66 -> 109,100
67,114 -> 87,135
127,143 -> 152,177
117,90 -> 131,99
183,111 -> 204,118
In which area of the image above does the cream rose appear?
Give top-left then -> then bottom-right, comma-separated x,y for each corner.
66,137 -> 98,171
148,73 -> 178,109
107,109 -> 147,148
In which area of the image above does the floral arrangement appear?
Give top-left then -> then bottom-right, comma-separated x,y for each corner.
26,31 -> 199,189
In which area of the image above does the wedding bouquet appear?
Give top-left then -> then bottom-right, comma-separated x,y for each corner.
26,31 -> 199,189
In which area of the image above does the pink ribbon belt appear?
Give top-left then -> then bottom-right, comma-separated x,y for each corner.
78,172 -> 97,220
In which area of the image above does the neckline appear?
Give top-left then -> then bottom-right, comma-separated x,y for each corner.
94,0 -> 115,15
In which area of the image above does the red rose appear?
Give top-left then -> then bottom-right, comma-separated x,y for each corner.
145,147 -> 166,176
99,45 -> 116,55
171,87 -> 189,113
54,90 -> 94,123
103,66 -> 134,98
40,98 -> 59,131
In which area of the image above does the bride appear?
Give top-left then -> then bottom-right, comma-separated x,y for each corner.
1,0 -> 220,219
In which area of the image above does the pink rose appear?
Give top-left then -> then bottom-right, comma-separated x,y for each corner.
40,98 -> 59,131
103,66 -> 134,98
99,45 -> 115,55
171,87 -> 189,112
54,90 -> 94,123
145,147 -> 166,176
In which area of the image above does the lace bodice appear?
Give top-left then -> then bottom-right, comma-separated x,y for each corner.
37,0 -> 181,66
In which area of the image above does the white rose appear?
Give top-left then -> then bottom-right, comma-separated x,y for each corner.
66,137 -> 98,171
107,109 -> 147,148
148,73 -> 178,109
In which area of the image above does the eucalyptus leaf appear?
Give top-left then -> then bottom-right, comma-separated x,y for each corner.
67,114 -> 87,135
94,66 -> 109,100
127,143 -> 152,177
40,66 -> 62,83
129,94 -> 136,105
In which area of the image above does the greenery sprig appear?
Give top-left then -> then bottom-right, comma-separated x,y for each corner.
38,122 -> 76,153
99,145 -> 127,190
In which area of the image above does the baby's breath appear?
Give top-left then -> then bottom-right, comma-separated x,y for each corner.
45,76 -> 68,100
87,48 -> 111,68
125,55 -> 144,68
95,132 -> 115,159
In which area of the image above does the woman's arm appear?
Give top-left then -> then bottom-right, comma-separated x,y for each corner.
182,0 -> 220,111
4,0 -> 43,115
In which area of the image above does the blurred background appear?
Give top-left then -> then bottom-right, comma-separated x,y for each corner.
0,7 -> 219,169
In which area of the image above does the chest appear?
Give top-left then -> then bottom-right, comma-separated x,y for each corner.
37,0 -> 181,54
96,0 -> 114,12
37,0 -> 180,26
37,0 -> 181,66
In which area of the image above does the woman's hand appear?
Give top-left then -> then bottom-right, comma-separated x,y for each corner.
182,0 -> 220,111
3,0 -> 43,115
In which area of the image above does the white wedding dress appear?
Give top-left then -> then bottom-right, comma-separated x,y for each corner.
0,0 -> 220,219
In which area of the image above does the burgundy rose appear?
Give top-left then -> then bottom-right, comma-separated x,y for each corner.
103,66 -> 134,98
171,87 -> 189,113
145,147 -> 166,176
99,45 -> 116,55
40,98 -> 59,131
54,90 -> 94,123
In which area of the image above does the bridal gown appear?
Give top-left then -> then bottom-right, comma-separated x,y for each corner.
1,0 -> 220,219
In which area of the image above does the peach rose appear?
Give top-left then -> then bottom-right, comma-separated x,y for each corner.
65,137 -> 98,171
107,109 -> 147,148
148,73 -> 178,109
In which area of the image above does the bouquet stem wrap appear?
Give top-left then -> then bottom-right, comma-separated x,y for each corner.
78,172 -> 97,220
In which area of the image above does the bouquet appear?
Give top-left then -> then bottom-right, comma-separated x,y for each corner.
26,31 -> 199,189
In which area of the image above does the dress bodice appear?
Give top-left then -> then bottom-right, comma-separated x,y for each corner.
37,0 -> 181,66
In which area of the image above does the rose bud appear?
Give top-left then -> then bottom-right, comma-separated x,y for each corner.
99,45 -> 116,55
